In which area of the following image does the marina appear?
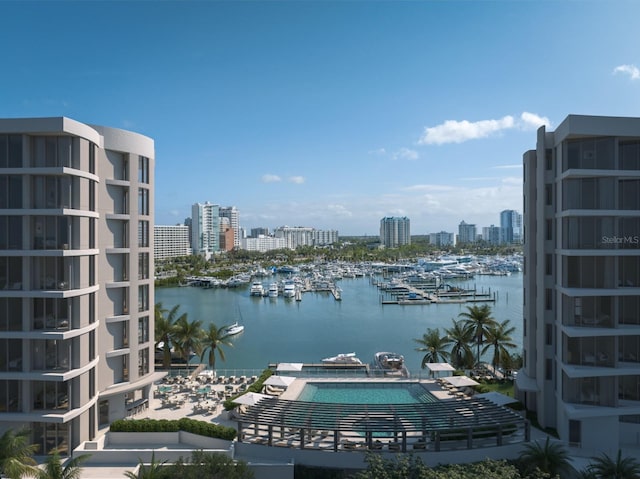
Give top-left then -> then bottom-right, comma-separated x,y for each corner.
156,263 -> 523,374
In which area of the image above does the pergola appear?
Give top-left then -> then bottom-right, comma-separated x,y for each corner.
235,396 -> 530,452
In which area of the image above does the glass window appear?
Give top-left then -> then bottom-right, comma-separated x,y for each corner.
138,188 -> 149,215
138,284 -> 149,312
32,422 -> 69,456
0,216 -> 22,249
0,256 -> 22,291
138,252 -> 149,280
0,298 -> 22,331
0,175 -> 23,208
138,220 -> 149,247
0,338 -> 22,371
0,380 -> 21,411
138,348 -> 149,376
138,316 -> 149,343
8,135 -> 22,167
138,156 -> 149,184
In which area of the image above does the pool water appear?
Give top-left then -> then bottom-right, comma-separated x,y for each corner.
297,382 -> 436,404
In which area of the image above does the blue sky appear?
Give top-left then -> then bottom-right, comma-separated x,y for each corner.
3,1 -> 640,236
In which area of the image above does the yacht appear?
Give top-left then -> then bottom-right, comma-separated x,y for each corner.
250,281 -> 265,297
267,282 -> 279,298
283,281 -> 296,298
374,351 -> 405,371
224,322 -> 245,336
322,352 -> 362,365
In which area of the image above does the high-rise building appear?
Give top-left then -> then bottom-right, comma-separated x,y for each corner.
429,231 -> 454,247
273,226 -> 314,250
219,206 -> 239,249
241,235 -> 286,252
519,114 -> 640,452
191,202 -> 219,259
379,217 -> 411,248
154,225 -> 192,261
457,221 -> 477,245
482,225 -> 501,245
500,209 -> 522,244
0,117 -> 160,455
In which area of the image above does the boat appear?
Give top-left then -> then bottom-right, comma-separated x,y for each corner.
322,352 -> 362,365
268,282 -> 279,298
224,322 -> 245,336
250,281 -> 264,297
283,281 -> 296,298
374,351 -> 405,371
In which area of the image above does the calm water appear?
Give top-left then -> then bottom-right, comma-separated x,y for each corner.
155,273 -> 523,375
297,382 -> 434,404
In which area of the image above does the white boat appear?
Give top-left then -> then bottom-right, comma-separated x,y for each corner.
250,281 -> 264,297
322,352 -> 362,365
268,282 -> 279,298
224,322 -> 245,336
374,351 -> 404,370
283,281 -> 296,298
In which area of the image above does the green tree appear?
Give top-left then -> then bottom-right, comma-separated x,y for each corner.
519,437 -> 572,478
458,304 -> 497,365
482,319 -> 517,370
173,314 -> 204,367
587,449 -> 640,479
0,427 -> 39,479
154,303 -> 185,369
445,319 -> 475,370
35,449 -> 91,479
414,328 -> 451,369
200,323 -> 234,370
124,452 -> 167,479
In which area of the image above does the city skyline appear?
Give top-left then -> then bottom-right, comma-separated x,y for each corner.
2,2 -> 640,234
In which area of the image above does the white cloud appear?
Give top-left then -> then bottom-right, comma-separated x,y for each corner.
492,164 -> 523,170
613,64 -> 640,80
261,174 -> 281,183
392,147 -> 419,161
288,176 -> 305,184
368,148 -> 387,155
418,112 -> 550,145
327,204 -> 353,217
519,112 -> 551,130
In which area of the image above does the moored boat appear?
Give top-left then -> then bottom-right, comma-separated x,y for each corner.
268,282 -> 279,298
374,351 -> 405,370
322,352 -> 362,365
250,281 -> 265,297
224,322 -> 245,336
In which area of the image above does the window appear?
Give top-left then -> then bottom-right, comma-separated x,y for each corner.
0,298 -> 22,331
138,188 -> 149,215
545,358 -> 553,380
30,136 -> 73,168
546,219 -> 553,241
545,288 -> 553,310
0,175 -> 23,208
545,149 -> 553,170
138,284 -> 149,312
32,216 -> 71,250
138,220 -> 149,247
32,381 -> 69,411
0,338 -> 22,371
0,256 -> 22,291
0,134 -> 22,168
545,184 -> 552,205
138,156 -> 149,184
545,254 -> 553,275
138,316 -> 149,344
545,323 -> 553,345
0,380 -> 20,411
138,252 -> 149,280
0,216 -> 22,249
138,348 -> 149,376
32,297 -> 70,330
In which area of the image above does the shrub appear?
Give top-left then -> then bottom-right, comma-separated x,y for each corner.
109,418 -> 236,440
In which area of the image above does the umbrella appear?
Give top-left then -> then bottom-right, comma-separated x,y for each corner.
475,391 -> 519,406
425,362 -> 455,372
264,375 -> 296,387
443,375 -> 480,387
276,362 -> 304,372
233,392 -> 271,406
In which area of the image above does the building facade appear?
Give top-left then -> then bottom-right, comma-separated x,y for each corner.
457,221 -> 477,245
241,235 -> 286,253
519,114 -> 640,452
0,117 -> 160,455
429,231 -> 454,247
482,225 -> 502,245
500,209 -> 523,245
154,225 -> 192,261
219,206 -> 239,249
273,226 -> 314,250
191,202 -> 219,259
379,217 -> 411,248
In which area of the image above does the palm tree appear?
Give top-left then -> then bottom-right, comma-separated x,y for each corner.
124,452 -> 166,479
482,319 -> 517,370
458,304 -> 497,365
519,437 -> 572,477
200,323 -> 234,370
588,449 -> 640,479
414,328 -> 451,369
154,303 -> 185,369
445,319 -> 475,370
35,449 -> 91,479
173,314 -> 204,367
0,427 -> 39,479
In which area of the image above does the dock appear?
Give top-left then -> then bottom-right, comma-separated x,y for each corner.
378,280 -> 496,305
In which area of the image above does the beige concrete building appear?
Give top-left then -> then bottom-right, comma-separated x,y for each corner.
519,114 -> 640,452
0,117 -> 161,455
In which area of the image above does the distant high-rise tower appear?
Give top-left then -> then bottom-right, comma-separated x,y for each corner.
380,217 -> 410,248
520,114 -> 640,453
191,202 -> 219,258
219,206 -> 239,249
458,220 -> 477,245
500,209 -> 522,244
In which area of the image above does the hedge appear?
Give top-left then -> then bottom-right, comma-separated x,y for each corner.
223,368 -> 274,411
110,417 -> 237,441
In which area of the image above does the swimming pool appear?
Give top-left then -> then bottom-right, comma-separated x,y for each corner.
296,381 -> 436,404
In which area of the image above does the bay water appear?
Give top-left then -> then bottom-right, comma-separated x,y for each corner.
155,273 -> 523,375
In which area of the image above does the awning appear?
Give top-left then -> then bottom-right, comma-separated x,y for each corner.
233,392 -> 271,406
443,375 -> 480,387
515,372 -> 540,392
264,375 -> 296,387
276,362 -> 304,372
425,363 -> 455,372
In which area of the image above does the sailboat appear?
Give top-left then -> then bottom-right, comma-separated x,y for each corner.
224,306 -> 245,336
